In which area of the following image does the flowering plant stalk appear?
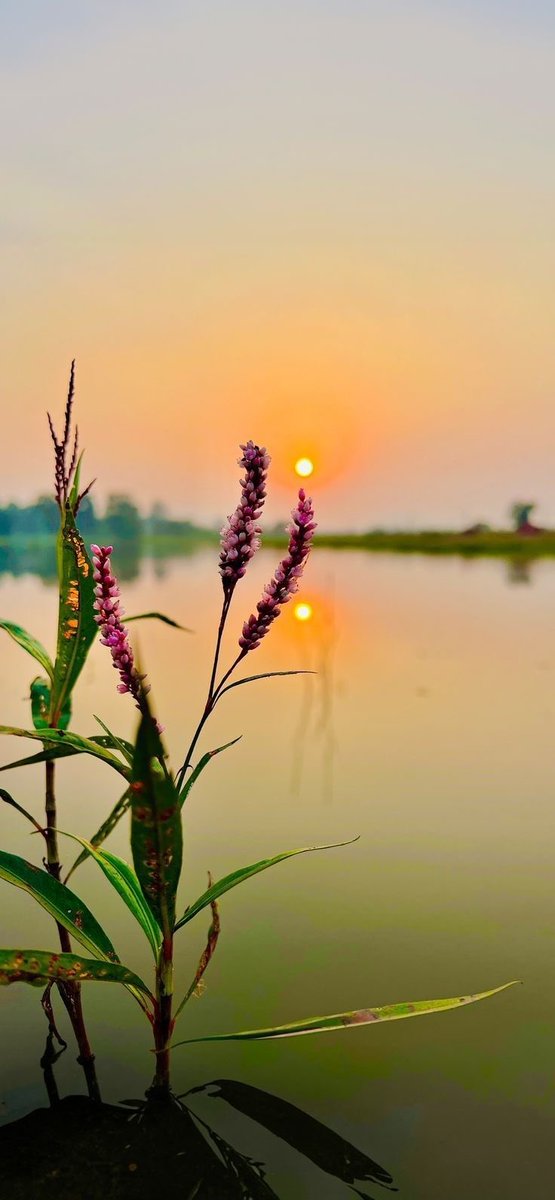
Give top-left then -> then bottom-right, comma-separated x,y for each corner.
0,364 -> 101,1100
0,368 -> 183,1102
0,407 -> 519,1102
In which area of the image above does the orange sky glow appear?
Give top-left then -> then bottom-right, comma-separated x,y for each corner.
2,2 -> 554,530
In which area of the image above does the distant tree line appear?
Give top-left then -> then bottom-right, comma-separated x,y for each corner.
0,495 -> 205,542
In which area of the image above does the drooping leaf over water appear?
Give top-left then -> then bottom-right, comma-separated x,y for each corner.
0,621 -> 54,681
0,726 -> 131,779
130,703 -> 182,938
0,948 -> 152,998
174,981 -> 520,1045
0,849 -> 119,963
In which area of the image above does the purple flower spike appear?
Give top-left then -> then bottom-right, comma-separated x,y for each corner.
238,489 -> 316,653
219,441 -> 270,594
91,544 -> 150,714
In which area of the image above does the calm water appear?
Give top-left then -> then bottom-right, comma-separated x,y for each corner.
1,549 -> 554,1198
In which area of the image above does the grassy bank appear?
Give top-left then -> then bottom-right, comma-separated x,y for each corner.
304,530 -> 555,558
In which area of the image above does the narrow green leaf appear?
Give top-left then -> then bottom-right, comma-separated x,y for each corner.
126,612 -> 192,632
179,737 -> 241,805
50,508 -> 97,724
68,449 -> 85,511
64,788 -> 132,882
174,839 -> 358,932
0,620 -> 54,681
215,671 -> 313,703
131,701 -> 182,939
60,832 -> 162,958
0,948 -> 152,998
0,788 -> 45,836
0,849 -> 119,963
0,726 -> 131,779
174,981 -> 521,1045
30,677 -> 72,732
93,715 -> 134,765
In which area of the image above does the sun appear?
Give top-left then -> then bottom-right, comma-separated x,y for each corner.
294,456 -> 314,478
294,601 -> 313,622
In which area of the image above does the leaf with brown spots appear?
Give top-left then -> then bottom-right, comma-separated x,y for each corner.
59,830 -> 162,957
130,701 -> 182,939
0,849 -> 119,963
173,981 -> 520,1045
0,726 -> 130,779
50,507 -> 97,725
0,948 -> 153,998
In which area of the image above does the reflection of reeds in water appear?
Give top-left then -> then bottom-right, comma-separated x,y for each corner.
290,578 -> 339,806
0,1079 -> 397,1197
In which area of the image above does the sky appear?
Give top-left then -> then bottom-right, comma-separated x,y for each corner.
1,0 -> 554,530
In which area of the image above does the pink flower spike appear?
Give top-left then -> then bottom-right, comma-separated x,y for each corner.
91,544 -> 149,715
238,489 -> 316,654
219,441 -> 270,594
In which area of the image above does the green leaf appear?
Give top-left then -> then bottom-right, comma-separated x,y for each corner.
179,737 -> 241,804
0,849 -> 119,963
126,612 -> 191,632
215,671 -> 313,703
0,726 -> 131,779
174,839 -> 357,932
131,702 -> 182,939
173,981 -> 521,1045
93,715 -> 134,765
0,787 -> 45,836
64,788 -> 132,882
50,508 -> 97,724
59,832 -> 162,958
68,449 -> 85,512
0,948 -> 152,998
0,620 -> 54,681
30,677 -> 72,732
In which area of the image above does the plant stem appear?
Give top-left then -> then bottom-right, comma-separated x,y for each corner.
176,593 -> 233,789
44,758 -> 101,1103
149,938 -> 175,1099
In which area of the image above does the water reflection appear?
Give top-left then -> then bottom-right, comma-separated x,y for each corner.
187,1079 -> 397,1195
0,540 -> 544,593
505,558 -> 533,586
0,541 -> 142,583
0,1080 -> 396,1198
290,585 -> 338,805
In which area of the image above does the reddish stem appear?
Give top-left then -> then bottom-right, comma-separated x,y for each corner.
44,759 -> 101,1103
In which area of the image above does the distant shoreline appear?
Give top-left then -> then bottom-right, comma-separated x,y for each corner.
3,529 -> 555,560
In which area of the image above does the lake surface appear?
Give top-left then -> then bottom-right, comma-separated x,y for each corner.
0,548 -> 554,1198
